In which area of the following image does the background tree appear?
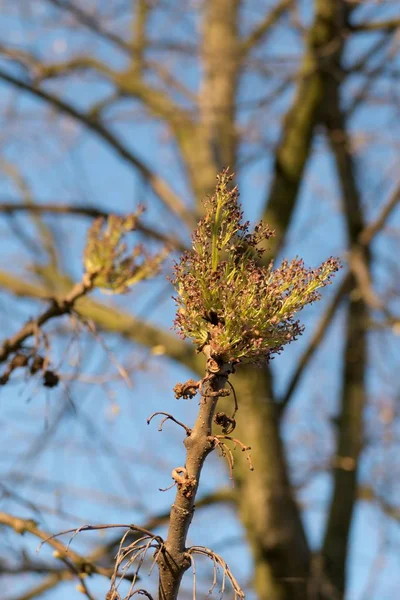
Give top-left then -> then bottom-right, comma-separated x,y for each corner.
0,1 -> 399,599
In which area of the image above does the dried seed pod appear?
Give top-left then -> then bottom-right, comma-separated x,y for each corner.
43,370 -> 60,388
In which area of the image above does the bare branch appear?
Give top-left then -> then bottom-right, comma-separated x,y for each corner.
240,0 -> 294,56
0,269 -> 201,374
45,0 -> 133,54
350,19 -> 400,33
188,545 -> 245,599
0,67 -> 192,227
358,183 -> 400,246
0,511 -> 113,579
0,273 -> 95,365
147,412 -> 192,435
0,201 -> 188,251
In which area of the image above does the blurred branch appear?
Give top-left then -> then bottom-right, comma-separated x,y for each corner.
0,511 -> 113,579
0,201 -> 187,251
346,36 -> 396,116
350,19 -> 400,32
279,181 -> 400,412
5,572 -> 71,600
320,35 -> 367,593
359,183 -> 400,246
0,160 -> 58,266
45,0 -> 132,54
262,0 -> 345,259
0,272 -> 95,365
0,67 -> 193,228
240,0 -> 294,55
131,0 -> 149,74
0,270 -> 201,374
358,486 -> 400,522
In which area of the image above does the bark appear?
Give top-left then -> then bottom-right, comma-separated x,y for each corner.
179,0 -> 241,203
220,366 -> 311,600
157,349 -> 232,600
321,15 -> 368,593
263,0 -> 346,259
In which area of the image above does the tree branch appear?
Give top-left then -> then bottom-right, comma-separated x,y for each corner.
157,351 -> 235,599
262,0 -> 346,259
45,0 -> 132,54
0,273 -> 95,365
0,270 -> 201,374
0,201 -> 187,251
240,0 -> 293,56
0,511 -> 113,580
350,18 -> 400,33
5,573 -> 69,600
0,67 -> 193,227
279,180 -> 400,412
320,28 -> 368,592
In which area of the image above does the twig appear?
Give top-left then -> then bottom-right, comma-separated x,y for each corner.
39,523 -> 162,550
213,439 -> 235,480
226,380 -> 238,418
147,412 -> 191,435
0,201 -> 187,251
279,182 -> 400,413
215,435 -> 254,472
188,545 -> 245,599
188,553 -> 197,600
0,511 -> 113,580
0,273 -> 96,365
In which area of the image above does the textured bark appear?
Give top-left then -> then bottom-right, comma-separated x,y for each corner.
263,0 -> 345,259
220,366 -> 311,600
181,0 -> 240,202
321,16 -> 368,593
157,351 -> 231,600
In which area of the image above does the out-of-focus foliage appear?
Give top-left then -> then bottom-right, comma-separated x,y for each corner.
84,212 -> 168,294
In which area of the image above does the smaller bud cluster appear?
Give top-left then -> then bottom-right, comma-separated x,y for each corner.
84,211 -> 167,294
172,169 -> 340,365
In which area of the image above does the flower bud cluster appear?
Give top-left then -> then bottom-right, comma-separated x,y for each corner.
84,211 -> 167,294
172,169 -> 340,365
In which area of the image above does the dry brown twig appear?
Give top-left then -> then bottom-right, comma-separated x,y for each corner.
188,545 -> 245,599
0,511 -> 116,583
147,412 -> 191,435
0,271 -> 96,366
213,435 -> 254,480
